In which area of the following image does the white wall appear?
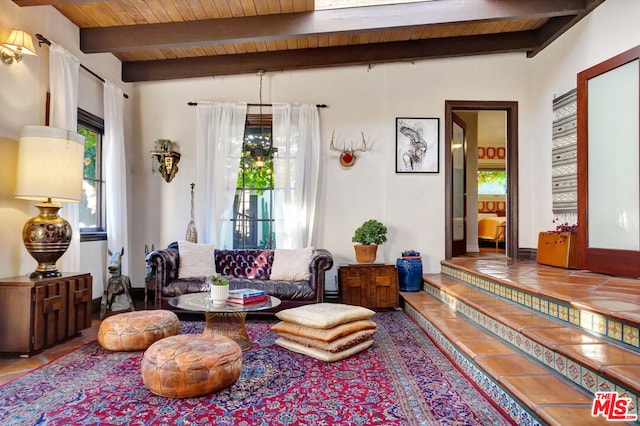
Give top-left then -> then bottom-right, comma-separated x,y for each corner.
2,0 -> 638,296
526,0 -> 640,248
130,0 -> 640,291
132,54 -> 531,291
0,0 -> 132,297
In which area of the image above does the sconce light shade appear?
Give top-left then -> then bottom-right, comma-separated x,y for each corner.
14,125 -> 85,278
1,29 -> 36,64
4,29 -> 37,55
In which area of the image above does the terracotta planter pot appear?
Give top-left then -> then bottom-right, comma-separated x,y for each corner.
354,244 -> 378,263
536,232 -> 577,269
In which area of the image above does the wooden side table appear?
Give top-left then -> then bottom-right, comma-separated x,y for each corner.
338,264 -> 398,309
0,273 -> 93,356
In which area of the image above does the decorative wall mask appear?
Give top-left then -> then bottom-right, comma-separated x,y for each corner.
329,131 -> 367,167
151,139 -> 180,182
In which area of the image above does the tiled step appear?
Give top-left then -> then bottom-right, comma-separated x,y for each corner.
401,270 -> 640,425
441,259 -> 640,351
401,291 -> 606,425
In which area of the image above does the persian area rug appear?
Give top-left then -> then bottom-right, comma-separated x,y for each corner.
0,311 -> 511,425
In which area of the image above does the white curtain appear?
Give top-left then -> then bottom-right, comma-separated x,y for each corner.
104,81 -> 129,274
272,103 -> 321,249
49,43 -> 81,272
195,102 -> 247,247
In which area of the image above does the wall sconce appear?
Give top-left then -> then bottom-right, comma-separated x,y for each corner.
1,29 -> 37,65
150,139 -> 180,183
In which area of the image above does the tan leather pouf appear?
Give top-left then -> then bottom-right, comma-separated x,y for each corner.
98,310 -> 180,351
141,334 -> 242,398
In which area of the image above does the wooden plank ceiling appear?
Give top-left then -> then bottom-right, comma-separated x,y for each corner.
13,0 -> 605,82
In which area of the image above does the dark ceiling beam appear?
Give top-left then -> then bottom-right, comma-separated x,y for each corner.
122,31 -> 539,82
528,16 -> 578,58
527,0 -> 607,57
82,0 -> 586,53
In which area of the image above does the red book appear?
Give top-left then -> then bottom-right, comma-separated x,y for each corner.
228,294 -> 269,305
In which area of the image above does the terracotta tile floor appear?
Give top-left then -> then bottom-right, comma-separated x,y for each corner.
447,257 -> 640,328
404,257 -> 640,425
0,319 -> 100,386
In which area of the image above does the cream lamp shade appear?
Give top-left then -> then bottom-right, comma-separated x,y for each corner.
15,125 -> 84,203
14,125 -> 85,278
3,29 -> 37,56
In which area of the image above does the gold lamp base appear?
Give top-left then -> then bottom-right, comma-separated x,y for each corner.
22,202 -> 72,279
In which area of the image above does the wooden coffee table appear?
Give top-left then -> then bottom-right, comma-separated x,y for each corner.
168,293 -> 281,350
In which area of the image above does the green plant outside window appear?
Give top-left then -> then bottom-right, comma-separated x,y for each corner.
478,169 -> 507,195
233,121 -> 275,249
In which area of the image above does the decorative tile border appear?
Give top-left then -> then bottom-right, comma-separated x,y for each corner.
422,274 -> 640,420
404,304 -> 541,426
441,264 -> 640,352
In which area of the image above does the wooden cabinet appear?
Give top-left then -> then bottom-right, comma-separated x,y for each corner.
338,264 -> 398,309
0,273 -> 93,356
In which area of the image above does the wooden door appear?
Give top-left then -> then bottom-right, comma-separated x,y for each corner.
577,45 -> 640,276
451,113 -> 467,256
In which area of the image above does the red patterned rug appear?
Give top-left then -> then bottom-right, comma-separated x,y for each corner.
0,311 -> 512,425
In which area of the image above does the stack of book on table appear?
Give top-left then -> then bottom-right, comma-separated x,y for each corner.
228,288 -> 269,305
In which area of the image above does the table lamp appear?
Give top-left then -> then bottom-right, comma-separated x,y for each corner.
14,125 -> 85,278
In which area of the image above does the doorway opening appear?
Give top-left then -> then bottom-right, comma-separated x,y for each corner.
444,101 -> 519,260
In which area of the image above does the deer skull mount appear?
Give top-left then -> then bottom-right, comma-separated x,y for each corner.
329,131 -> 367,167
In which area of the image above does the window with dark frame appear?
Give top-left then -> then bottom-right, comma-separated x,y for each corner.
77,108 -> 106,241
232,113 -> 276,249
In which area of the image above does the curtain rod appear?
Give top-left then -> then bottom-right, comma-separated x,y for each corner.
188,102 -> 327,108
35,34 -> 129,99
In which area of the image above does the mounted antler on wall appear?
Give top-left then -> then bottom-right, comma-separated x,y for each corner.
329,131 -> 367,167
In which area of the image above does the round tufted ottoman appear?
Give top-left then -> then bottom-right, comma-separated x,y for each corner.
141,334 -> 242,398
98,310 -> 180,351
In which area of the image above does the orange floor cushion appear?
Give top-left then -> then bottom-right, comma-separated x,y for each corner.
97,310 -> 180,351
141,334 -> 242,398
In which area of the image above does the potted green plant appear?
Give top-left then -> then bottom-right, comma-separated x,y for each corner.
537,219 -> 578,269
352,219 -> 388,263
207,274 -> 230,304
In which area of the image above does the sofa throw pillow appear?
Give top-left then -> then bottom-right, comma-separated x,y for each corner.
275,303 -> 376,329
269,247 -> 313,281
271,319 -> 377,342
177,240 -> 216,279
275,337 -> 373,362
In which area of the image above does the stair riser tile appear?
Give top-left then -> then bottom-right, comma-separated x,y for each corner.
441,265 -> 640,351
422,279 -> 640,414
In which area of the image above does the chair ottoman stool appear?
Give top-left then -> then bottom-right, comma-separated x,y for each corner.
98,310 -> 180,351
141,334 -> 242,398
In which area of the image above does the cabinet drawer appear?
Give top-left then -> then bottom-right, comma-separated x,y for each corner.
67,275 -> 93,336
34,281 -> 69,351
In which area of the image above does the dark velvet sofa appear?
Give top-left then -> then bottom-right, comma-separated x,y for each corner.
146,242 -> 333,313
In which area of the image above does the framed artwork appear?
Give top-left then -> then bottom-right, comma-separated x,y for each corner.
395,117 -> 440,173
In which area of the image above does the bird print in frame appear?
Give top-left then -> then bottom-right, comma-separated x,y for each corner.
396,117 -> 440,173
